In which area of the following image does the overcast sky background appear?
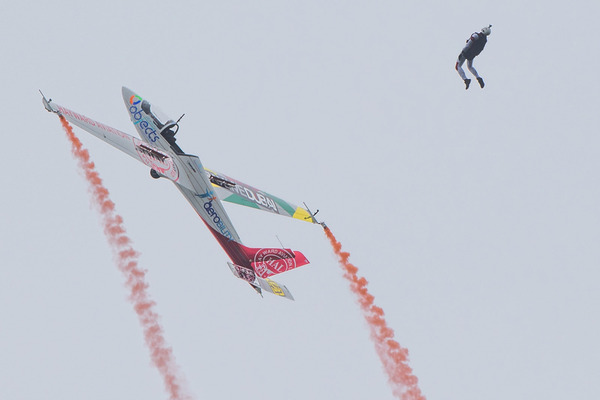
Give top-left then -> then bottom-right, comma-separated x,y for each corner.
2,1 -> 600,399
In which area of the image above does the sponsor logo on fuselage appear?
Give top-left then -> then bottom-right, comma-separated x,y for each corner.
198,189 -> 217,201
128,95 -> 159,143
203,200 -> 234,240
253,248 -> 296,278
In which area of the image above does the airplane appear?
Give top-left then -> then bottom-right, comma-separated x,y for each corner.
42,87 -> 324,300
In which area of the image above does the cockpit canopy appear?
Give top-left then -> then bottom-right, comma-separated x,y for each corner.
140,99 -> 183,153
141,100 -> 177,133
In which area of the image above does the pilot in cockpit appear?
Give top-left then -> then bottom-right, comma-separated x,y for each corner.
141,100 -> 184,153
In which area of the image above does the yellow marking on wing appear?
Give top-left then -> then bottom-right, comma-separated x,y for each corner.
292,207 -> 312,222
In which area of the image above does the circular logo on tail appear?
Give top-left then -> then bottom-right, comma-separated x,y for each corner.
253,248 -> 296,278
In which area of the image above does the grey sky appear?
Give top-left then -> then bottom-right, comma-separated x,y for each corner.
1,1 -> 599,399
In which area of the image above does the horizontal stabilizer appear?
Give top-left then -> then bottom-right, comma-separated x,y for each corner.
257,277 -> 294,300
228,262 -> 294,300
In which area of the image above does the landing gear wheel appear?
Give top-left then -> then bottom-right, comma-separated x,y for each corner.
150,169 -> 161,179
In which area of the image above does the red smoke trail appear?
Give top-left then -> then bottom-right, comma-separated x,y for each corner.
59,116 -> 192,400
324,226 -> 426,400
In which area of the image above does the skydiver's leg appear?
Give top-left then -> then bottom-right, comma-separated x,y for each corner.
466,59 -> 480,78
467,59 -> 485,88
455,54 -> 467,80
455,53 -> 471,89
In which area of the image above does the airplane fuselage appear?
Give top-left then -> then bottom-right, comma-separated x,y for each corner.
44,87 -> 310,299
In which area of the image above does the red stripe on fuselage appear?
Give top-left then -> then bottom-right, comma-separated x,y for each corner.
200,218 -> 250,267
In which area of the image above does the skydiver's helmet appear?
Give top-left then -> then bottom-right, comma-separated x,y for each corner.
481,25 -> 492,36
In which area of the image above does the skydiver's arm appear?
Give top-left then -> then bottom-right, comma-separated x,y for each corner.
461,33 -> 480,53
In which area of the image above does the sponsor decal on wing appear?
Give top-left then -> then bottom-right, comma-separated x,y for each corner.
134,142 -> 179,181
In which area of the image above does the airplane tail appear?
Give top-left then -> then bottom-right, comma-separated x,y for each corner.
227,262 -> 295,300
226,245 -> 309,300
240,245 -> 310,279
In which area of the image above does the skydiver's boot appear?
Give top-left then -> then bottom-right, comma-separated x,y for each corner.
477,77 -> 485,88
464,79 -> 471,90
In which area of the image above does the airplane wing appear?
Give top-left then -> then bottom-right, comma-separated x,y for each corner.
43,98 -> 196,191
204,168 -> 318,224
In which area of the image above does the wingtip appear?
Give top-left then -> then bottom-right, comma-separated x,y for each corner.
40,89 -> 57,114
303,202 -> 325,226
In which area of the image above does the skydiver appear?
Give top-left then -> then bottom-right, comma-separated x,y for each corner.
455,25 -> 492,89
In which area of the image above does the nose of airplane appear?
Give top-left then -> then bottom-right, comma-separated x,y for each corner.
121,86 -> 138,105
